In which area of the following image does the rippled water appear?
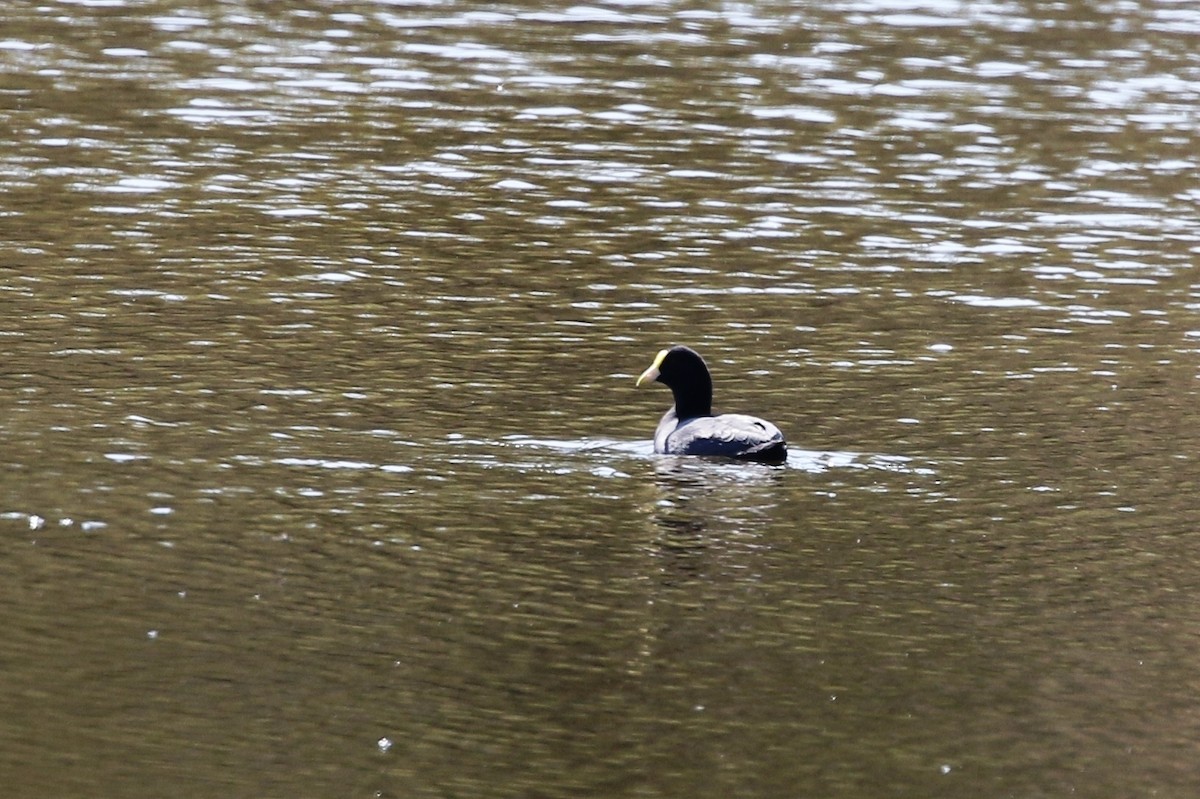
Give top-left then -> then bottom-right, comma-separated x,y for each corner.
4,1 -> 1200,796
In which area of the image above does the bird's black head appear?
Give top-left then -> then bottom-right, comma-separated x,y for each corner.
636,345 -> 713,419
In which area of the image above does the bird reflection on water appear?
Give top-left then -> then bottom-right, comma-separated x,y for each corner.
642,456 -> 785,581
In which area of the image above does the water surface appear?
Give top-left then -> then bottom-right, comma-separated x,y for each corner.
4,1 -> 1200,796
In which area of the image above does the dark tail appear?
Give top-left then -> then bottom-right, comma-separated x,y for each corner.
737,439 -> 787,465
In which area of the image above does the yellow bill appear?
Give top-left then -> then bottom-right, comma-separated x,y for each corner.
636,348 -> 670,387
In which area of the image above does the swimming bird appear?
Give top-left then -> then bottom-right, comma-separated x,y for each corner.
636,345 -> 787,464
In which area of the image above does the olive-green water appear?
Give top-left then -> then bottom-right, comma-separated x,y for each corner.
4,1 -> 1200,796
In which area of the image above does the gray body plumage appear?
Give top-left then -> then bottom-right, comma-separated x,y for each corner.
653,407 -> 787,463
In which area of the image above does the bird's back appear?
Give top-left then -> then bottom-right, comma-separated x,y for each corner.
659,412 -> 787,464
